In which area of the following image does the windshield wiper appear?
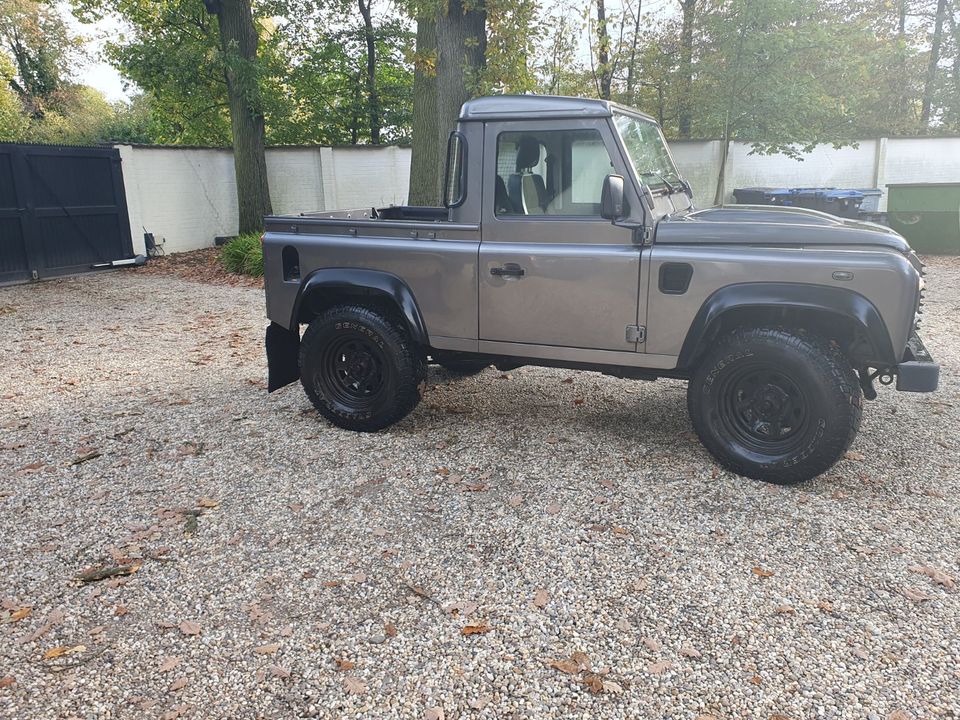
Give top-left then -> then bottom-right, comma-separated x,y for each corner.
638,171 -> 681,194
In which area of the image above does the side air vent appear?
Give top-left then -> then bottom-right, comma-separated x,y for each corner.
282,245 -> 300,282
659,262 -> 694,295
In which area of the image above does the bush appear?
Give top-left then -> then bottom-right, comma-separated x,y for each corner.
220,233 -> 264,277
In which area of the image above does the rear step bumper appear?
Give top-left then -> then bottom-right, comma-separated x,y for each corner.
896,332 -> 939,392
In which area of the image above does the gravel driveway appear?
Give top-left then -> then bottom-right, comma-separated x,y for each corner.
1,259 -> 958,720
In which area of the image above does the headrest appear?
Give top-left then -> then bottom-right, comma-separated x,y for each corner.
515,136 -> 541,171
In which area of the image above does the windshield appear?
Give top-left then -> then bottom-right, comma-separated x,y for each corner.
612,111 -> 681,191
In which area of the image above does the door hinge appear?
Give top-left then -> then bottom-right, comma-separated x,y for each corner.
626,325 -> 646,343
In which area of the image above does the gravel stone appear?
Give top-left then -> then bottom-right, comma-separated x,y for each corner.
0,258 -> 958,719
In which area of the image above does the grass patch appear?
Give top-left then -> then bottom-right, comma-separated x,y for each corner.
220,233 -> 264,277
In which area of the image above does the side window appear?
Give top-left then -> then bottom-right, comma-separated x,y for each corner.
494,128 -> 614,217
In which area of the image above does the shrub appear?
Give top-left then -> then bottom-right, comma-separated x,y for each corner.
220,233 -> 264,277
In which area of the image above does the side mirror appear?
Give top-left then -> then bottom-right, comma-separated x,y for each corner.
601,174 -> 625,220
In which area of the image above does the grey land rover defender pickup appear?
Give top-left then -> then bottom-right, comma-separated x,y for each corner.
262,95 -> 938,484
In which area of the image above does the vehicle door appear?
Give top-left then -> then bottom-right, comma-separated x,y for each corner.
478,119 -> 643,353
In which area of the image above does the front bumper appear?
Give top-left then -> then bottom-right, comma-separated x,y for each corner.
896,332 -> 939,392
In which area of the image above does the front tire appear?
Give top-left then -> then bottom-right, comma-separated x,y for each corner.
687,327 -> 862,484
299,305 -> 425,432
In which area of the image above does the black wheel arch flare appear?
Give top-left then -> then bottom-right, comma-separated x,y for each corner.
677,282 -> 896,371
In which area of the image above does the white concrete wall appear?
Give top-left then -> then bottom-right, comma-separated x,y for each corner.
117,137 -> 959,255
118,144 -> 411,255
670,137 -> 960,211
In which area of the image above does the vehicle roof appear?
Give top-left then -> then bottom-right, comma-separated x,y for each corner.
458,95 -> 657,123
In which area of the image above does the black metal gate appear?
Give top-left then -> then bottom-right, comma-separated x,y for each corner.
0,144 -> 134,284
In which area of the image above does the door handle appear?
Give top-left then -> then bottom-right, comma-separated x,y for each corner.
490,265 -> 525,277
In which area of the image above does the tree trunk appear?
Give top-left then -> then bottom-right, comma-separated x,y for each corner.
209,0 -> 272,234
434,0 -> 486,153
625,0 -> 643,99
920,0 -> 948,129
678,0 -> 696,138
407,16 -> 441,206
357,0 -> 381,144
596,0 -> 612,99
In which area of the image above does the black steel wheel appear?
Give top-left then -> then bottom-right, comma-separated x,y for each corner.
300,305 -> 425,431
688,327 -> 862,484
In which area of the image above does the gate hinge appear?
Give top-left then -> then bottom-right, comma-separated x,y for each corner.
626,325 -> 646,343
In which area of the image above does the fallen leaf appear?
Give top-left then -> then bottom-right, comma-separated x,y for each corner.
5,607 -> 31,623
384,622 -> 397,638
160,703 -> 192,720
533,588 -> 549,609
76,563 -> 142,583
0,676 -> 15,688
817,600 -> 834,614
642,637 -> 661,652
600,678 -> 624,694
680,644 -> 702,658
343,675 -> 367,695
582,673 -> 604,694
269,664 -> 291,679
507,495 -> 523,508
548,658 -> 580,674
909,565 -> 955,588
335,658 -> 356,671
197,497 -> 219,508
852,647 -> 869,660
775,604 -> 796,615
444,600 -> 478,617
887,711 -> 911,720
255,643 -> 280,655
43,644 -> 86,660
70,449 -> 101,466
615,617 -> 631,632
770,715 -> 794,720
350,572 -> 367,583
169,677 -> 188,692
844,450 -> 865,461
371,527 -> 388,537
178,620 -> 201,636
749,674 -> 762,685
544,434 -> 559,444
752,566 -> 775,578
424,707 -> 445,720
115,605 -> 129,617
462,621 -> 493,636
599,478 -> 614,490
695,716 -> 720,720
322,580 -> 342,588
570,650 -> 592,671
159,656 -> 182,673
468,695 -> 491,709
900,587 -> 934,602
632,577 -> 649,592
545,502 -> 562,515
648,660 -> 673,674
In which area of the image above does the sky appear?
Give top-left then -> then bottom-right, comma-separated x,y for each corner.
64,6 -> 130,103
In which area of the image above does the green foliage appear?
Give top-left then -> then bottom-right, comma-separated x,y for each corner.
220,232 -> 263,276
0,54 -> 27,140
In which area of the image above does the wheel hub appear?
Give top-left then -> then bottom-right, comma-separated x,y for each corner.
726,369 -> 808,447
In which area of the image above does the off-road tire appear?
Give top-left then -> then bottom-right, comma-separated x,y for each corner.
299,305 -> 425,432
687,327 -> 862,484
433,352 -> 489,376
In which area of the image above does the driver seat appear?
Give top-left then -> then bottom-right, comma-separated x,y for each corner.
508,136 -> 548,214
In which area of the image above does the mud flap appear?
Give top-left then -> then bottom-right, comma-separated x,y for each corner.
266,322 -> 301,392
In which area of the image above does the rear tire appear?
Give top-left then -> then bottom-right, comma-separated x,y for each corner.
687,327 -> 862,484
299,305 -> 425,431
